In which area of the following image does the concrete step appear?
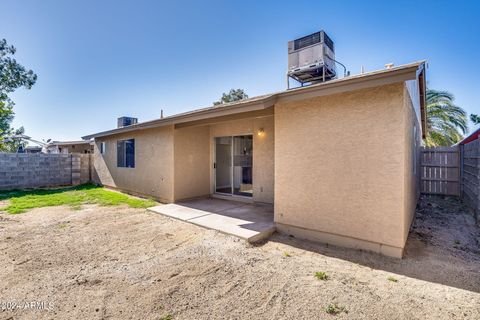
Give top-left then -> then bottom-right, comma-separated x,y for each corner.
148,201 -> 275,243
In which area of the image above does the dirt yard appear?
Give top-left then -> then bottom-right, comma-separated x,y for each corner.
0,196 -> 479,319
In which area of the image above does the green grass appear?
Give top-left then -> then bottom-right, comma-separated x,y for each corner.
283,251 -> 291,257
0,184 -> 157,214
314,271 -> 328,280
325,303 -> 347,315
387,276 -> 398,283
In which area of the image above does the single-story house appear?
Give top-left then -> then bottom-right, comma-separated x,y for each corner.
25,146 -> 43,153
46,140 -> 94,154
83,61 -> 426,258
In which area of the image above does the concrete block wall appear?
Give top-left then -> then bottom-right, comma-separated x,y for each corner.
0,153 -> 92,190
79,154 -> 91,185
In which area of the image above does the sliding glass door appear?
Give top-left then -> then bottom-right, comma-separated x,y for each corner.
233,135 -> 253,196
215,136 -> 233,194
215,135 -> 253,197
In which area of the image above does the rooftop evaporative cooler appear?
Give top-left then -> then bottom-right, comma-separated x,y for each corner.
287,30 -> 337,85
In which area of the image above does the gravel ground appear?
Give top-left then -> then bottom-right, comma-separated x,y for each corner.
0,196 -> 479,319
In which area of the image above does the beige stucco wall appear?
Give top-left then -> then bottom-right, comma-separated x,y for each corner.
173,125 -> 211,201
253,116 -> 275,203
402,84 -> 422,244
275,83 -> 410,257
92,111 -> 274,204
209,114 -> 275,203
93,126 -> 174,202
89,79 -> 422,257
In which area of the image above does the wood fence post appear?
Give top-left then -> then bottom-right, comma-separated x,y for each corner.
459,144 -> 464,199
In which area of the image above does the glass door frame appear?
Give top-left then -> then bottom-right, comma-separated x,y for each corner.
213,133 -> 253,199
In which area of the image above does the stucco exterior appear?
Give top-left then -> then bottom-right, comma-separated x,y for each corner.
86,62 -> 426,258
208,113 -> 275,203
274,83 -> 421,257
173,125 -> 211,201
92,126 -> 175,202
94,111 -> 275,204
403,82 -> 422,244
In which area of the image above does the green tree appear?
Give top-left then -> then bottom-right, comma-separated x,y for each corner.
424,89 -> 467,147
0,126 -> 27,153
213,89 -> 248,106
0,100 -> 14,135
470,114 -> 480,125
0,38 -> 37,151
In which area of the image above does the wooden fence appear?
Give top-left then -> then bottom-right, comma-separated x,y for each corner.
420,146 -> 460,196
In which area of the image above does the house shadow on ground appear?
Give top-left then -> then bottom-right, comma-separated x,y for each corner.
266,196 -> 480,293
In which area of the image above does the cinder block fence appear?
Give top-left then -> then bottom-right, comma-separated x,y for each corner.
0,153 -> 92,190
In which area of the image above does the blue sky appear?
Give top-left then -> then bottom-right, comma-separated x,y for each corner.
2,0 -> 480,141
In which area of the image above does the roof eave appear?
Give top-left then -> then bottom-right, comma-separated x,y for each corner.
82,61 -> 425,140
82,96 -> 276,140
278,62 -> 423,103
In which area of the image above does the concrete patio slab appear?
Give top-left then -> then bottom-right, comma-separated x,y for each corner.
148,198 -> 275,242
148,204 -> 209,220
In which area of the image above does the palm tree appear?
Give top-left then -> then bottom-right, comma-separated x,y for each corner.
424,89 -> 467,147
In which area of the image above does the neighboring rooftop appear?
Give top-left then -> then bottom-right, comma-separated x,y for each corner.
83,61 -> 426,140
458,127 -> 480,145
50,140 -> 93,146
